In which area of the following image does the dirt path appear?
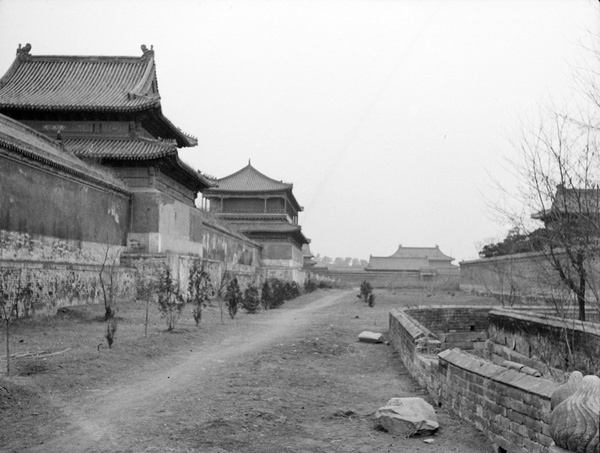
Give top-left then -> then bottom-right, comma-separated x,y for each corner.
18,290 -> 493,453
29,291 -> 350,452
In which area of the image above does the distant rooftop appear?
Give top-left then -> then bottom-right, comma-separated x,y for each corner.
367,245 -> 456,272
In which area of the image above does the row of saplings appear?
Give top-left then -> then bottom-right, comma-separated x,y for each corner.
129,261 -> 321,346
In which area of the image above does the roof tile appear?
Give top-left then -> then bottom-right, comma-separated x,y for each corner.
0,54 -> 157,111
64,138 -> 177,160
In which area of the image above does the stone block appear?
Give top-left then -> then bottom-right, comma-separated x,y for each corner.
358,331 -> 384,343
523,437 -> 542,453
538,434 -> 553,447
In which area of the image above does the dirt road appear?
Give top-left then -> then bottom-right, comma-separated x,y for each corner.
12,290 -> 493,453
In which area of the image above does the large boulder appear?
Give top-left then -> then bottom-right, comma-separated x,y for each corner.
375,397 -> 439,437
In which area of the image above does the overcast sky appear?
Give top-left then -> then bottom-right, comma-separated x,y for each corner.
1,0 -> 599,263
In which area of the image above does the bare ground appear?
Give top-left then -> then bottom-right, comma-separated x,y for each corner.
1,288 -> 496,453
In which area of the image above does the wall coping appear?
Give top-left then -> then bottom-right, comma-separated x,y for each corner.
439,348 -> 558,398
490,308 -> 600,336
390,308 -> 437,341
460,250 -> 549,266
404,304 -> 498,311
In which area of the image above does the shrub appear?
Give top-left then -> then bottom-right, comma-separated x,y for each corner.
286,281 -> 301,299
304,275 -> 318,293
270,279 -> 286,309
261,281 -> 273,310
242,283 -> 260,314
186,260 -> 213,326
157,266 -> 186,331
225,277 -> 242,319
263,278 -> 303,309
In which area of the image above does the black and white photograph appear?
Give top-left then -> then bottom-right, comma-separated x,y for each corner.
1,1 -> 599,452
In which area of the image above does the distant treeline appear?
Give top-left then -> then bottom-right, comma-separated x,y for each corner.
313,254 -> 369,268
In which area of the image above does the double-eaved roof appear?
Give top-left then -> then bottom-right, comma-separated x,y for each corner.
0,44 -> 212,192
0,44 -> 196,148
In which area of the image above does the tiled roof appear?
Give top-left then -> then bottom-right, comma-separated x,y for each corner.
388,245 -> 454,260
212,163 -> 293,192
0,113 -> 128,193
64,138 -> 177,160
63,137 -> 213,190
232,221 -> 309,245
0,47 -> 158,112
0,45 -> 197,147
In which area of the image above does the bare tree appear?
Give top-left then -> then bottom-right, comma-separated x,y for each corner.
94,237 -> 123,321
501,106 -> 600,321
0,268 -> 26,374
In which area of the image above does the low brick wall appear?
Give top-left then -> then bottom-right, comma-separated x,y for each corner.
438,349 -> 556,453
389,308 -> 559,453
403,306 -> 491,351
488,308 -> 600,376
389,309 -> 441,392
407,306 -> 490,332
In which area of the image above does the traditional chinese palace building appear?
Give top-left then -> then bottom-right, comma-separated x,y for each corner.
366,245 -> 458,280
204,162 -> 310,280
0,44 -> 263,300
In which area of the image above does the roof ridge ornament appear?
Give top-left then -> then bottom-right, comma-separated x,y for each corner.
141,44 -> 154,56
17,43 -> 31,55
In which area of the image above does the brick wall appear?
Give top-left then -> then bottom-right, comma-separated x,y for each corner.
488,308 -> 600,376
389,309 -> 441,392
407,306 -> 491,333
438,349 -> 556,453
402,306 -> 491,351
389,308 -> 559,453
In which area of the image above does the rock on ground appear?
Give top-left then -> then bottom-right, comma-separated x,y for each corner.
375,397 -> 439,437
